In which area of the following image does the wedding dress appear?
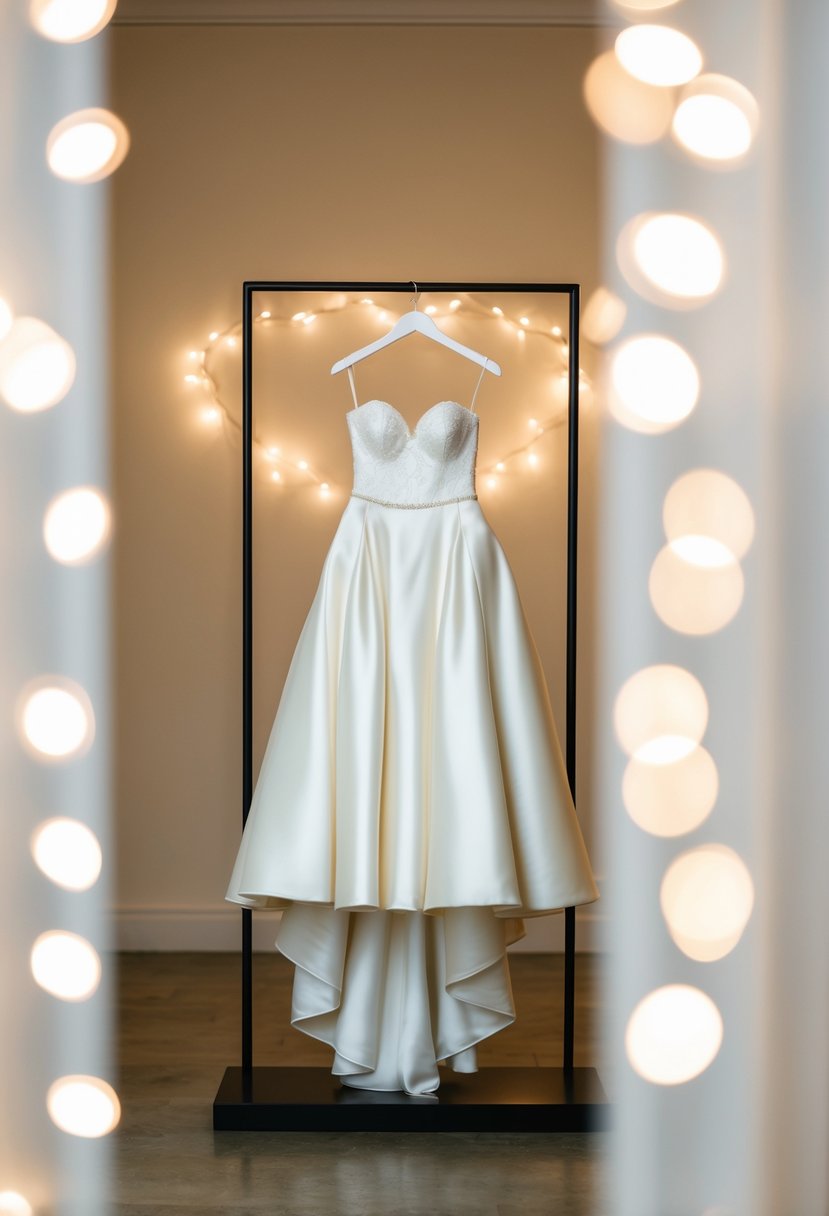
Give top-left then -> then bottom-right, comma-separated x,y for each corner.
225,363 -> 600,1096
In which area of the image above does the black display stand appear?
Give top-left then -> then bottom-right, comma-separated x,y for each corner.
213,281 -> 611,1133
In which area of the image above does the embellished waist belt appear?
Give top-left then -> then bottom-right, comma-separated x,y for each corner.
351,491 -> 478,510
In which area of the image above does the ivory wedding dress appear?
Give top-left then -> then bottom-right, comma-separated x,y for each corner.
225,365 -> 600,1096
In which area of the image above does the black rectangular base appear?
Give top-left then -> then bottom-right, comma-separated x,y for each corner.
213,1066 -> 611,1132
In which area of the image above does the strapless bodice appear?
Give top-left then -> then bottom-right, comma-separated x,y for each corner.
347,399 -> 479,508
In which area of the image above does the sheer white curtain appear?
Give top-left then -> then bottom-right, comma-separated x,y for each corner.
593,1 -> 829,1213
0,5 -> 117,1214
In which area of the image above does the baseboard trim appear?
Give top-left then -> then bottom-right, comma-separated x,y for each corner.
113,903 -> 606,952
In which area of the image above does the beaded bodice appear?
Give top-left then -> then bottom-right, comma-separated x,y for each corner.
347,399 -> 479,508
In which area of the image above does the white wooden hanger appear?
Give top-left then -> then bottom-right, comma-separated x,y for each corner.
331,282 -> 502,378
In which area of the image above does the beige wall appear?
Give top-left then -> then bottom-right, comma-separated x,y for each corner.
110,22 -> 605,949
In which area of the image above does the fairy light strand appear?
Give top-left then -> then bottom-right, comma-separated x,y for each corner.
184,293 -> 592,500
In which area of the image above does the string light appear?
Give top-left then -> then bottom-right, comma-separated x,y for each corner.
586,6 -> 758,1157
184,292 -> 591,499
46,1075 -> 120,1138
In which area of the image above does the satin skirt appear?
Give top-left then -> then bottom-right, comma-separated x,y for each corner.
225,495 -> 600,1095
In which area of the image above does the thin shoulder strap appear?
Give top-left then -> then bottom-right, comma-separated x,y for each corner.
470,359 -> 488,414
346,364 -> 360,410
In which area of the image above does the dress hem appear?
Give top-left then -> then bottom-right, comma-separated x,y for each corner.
225,892 -> 600,916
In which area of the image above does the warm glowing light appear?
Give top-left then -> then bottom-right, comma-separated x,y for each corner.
519,316 -> 530,326
608,334 -> 700,433
528,418 -> 538,430
17,679 -> 95,761
552,326 -> 562,337
259,310 -> 271,319
201,406 -> 221,425
614,664 -> 708,764
583,49 -> 675,144
492,306 -> 503,316
527,452 -> 538,467
495,462 -> 505,472
625,984 -> 722,1084
0,297 -> 13,342
425,305 -> 437,315
46,107 -> 129,182
226,337 -> 236,347
582,286 -> 626,345
0,316 -> 76,412
31,931 -> 102,1001
297,459 -> 308,470
615,25 -> 703,88
209,331 -> 219,341
292,311 -> 307,321
29,0 -> 116,41
618,212 -> 725,305
649,543 -> 744,634
361,298 -> 373,305
271,470 -> 281,482
43,487 -> 111,565
660,844 -> 755,961
663,469 -> 755,560
31,817 -> 102,891
47,1076 -> 121,1138
669,536 -> 735,568
486,476 -> 497,489
612,0 -> 681,8
0,1193 -> 32,1216
673,74 -> 759,163
450,299 -> 461,310
302,315 -> 316,325
623,746 -> 718,836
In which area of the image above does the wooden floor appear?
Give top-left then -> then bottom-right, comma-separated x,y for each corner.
113,951 -> 612,1215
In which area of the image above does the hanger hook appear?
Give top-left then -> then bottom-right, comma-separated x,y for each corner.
410,280 -> 419,310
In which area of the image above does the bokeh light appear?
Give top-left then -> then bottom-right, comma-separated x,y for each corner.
582,286 -> 627,345
622,745 -> 719,836
30,931 -> 101,1001
46,107 -> 130,183
43,486 -> 112,564
0,1194 -> 33,1216
31,817 -> 102,891
611,0 -> 681,8
614,664 -> 708,764
29,0 -> 116,41
615,24 -> 703,88
672,73 -> 760,164
663,469 -> 755,560
0,296 -> 13,342
46,1075 -> 120,1138
617,212 -> 725,306
649,542 -> 745,634
17,678 -> 95,761
608,334 -> 700,433
0,316 -> 76,412
625,984 -> 723,1084
583,49 -> 675,144
660,844 -> 755,961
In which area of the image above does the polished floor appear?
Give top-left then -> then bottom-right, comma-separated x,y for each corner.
113,950 -> 612,1215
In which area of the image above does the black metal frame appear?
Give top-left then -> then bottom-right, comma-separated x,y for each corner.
213,280 -> 610,1132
